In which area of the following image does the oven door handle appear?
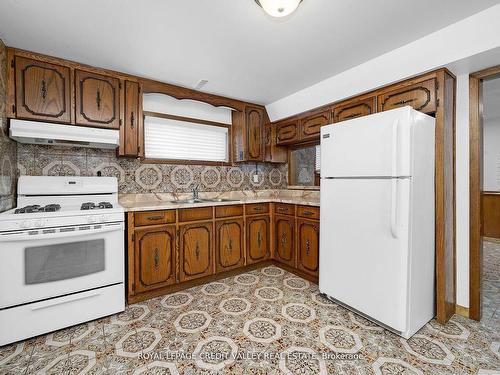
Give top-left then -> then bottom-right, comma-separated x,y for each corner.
0,223 -> 124,242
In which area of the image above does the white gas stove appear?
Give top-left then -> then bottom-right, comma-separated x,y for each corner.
0,176 -> 125,346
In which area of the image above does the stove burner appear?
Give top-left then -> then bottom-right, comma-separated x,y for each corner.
14,204 -> 61,214
81,202 -> 113,210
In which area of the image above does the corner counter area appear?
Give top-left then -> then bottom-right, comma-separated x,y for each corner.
121,190 -> 320,303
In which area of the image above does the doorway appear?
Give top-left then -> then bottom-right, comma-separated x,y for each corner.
469,66 -> 500,321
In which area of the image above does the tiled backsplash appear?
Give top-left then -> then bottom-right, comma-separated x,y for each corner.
17,144 -> 288,193
0,40 -> 17,212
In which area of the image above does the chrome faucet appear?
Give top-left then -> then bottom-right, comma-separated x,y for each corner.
192,185 -> 199,200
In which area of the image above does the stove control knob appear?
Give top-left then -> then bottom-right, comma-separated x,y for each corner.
87,216 -> 97,224
99,215 -> 107,223
34,219 -> 43,228
20,220 -> 29,229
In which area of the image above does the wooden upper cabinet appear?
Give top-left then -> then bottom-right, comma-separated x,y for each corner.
245,106 -> 264,161
297,219 -> 319,277
246,215 -> 270,265
75,69 -> 120,129
179,222 -> 213,282
333,96 -> 376,123
14,56 -> 71,123
121,80 -> 140,157
216,219 -> 244,272
276,120 -> 299,145
134,226 -> 176,293
274,215 -> 295,267
378,78 -> 437,114
299,110 -> 331,140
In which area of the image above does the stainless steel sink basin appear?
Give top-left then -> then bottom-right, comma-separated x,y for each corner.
169,198 -> 238,204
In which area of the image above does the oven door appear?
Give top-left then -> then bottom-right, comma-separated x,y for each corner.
0,222 -> 124,308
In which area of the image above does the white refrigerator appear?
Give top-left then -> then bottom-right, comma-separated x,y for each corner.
319,106 -> 435,339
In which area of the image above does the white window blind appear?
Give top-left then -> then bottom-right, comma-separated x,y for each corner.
144,116 -> 229,162
315,145 -> 321,172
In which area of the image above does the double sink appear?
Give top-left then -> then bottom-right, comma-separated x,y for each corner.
169,198 -> 238,204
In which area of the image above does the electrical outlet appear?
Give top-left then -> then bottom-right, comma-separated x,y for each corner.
252,174 -> 259,183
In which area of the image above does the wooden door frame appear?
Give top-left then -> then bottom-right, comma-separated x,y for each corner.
469,65 -> 500,321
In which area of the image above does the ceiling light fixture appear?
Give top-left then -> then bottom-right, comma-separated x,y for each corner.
255,0 -> 303,18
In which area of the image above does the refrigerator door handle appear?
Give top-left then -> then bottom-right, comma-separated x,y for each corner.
390,179 -> 399,238
391,119 -> 400,177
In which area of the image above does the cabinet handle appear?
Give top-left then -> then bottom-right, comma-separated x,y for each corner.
41,80 -> 47,100
278,208 -> 287,213
344,112 -> 362,120
253,207 -> 263,212
306,239 -> 310,255
253,127 -> 258,142
394,98 -> 415,106
130,112 -> 135,129
147,215 -> 164,221
195,241 -> 200,260
228,239 -> 233,253
302,211 -> 314,216
154,248 -> 159,270
257,231 -> 262,248
96,90 -> 102,110
281,232 -> 287,248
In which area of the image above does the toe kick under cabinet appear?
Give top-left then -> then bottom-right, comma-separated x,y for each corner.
126,203 -> 319,303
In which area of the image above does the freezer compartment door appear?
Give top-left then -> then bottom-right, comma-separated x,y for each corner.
320,107 -> 413,178
319,178 -> 410,332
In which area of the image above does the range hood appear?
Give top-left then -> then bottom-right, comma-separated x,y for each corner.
9,119 -> 120,149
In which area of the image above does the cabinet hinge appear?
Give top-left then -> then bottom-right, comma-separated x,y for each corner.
132,282 -> 136,291
119,82 -> 122,89
11,59 -> 14,68
131,233 -> 135,242
119,119 -> 122,126
138,86 -> 141,93
137,145 -> 141,154
12,105 -> 16,114
436,98 -> 440,108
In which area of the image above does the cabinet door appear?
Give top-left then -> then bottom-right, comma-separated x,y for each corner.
246,215 -> 270,265
297,219 -> 319,276
245,106 -> 264,161
179,222 -> 213,282
300,110 -> 331,141
378,79 -> 437,114
75,70 -> 120,128
14,56 -> 71,123
276,120 -> 299,145
216,219 -> 244,272
134,226 -> 176,293
274,215 -> 295,267
122,80 -> 140,156
333,97 -> 376,123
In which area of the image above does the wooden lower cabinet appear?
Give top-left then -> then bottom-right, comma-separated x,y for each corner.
179,222 -> 213,282
296,219 -> 320,277
274,215 -> 295,267
216,218 -> 244,272
134,225 -> 176,293
246,215 -> 270,264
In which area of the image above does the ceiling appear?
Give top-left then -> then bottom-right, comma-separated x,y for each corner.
1,0 -> 499,105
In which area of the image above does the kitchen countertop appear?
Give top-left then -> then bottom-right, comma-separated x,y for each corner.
119,190 -> 320,212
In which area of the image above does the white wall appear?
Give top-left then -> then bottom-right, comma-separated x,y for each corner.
482,77 -> 500,191
265,4 -> 500,309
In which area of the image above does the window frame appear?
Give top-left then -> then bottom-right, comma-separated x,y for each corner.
141,111 -> 233,166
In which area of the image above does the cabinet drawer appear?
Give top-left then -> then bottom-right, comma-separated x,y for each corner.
297,206 -> 320,220
300,110 -> 331,140
276,120 -> 299,145
333,97 -> 376,123
178,207 -> 213,222
215,204 -> 244,218
134,210 -> 175,226
378,79 -> 437,114
275,203 -> 295,216
245,203 -> 269,215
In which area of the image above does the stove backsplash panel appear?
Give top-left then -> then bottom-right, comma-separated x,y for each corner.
17,144 -> 288,194
0,40 -> 17,212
